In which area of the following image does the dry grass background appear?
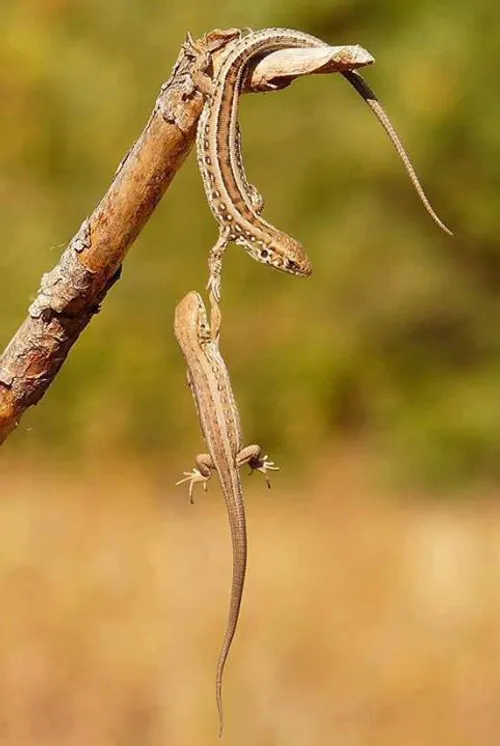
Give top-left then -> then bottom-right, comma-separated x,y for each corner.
2,5 -> 498,744
1,450 -> 499,745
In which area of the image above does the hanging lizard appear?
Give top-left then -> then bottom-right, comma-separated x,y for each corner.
174,290 -> 278,736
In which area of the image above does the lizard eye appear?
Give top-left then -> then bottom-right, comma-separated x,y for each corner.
260,248 -> 269,260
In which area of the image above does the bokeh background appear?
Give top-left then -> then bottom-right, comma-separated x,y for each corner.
1,1 -> 499,744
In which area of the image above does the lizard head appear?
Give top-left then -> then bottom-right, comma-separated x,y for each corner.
235,228 -> 313,277
174,291 -> 212,348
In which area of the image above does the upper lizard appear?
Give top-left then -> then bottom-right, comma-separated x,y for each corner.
174,290 -> 278,736
195,27 -> 452,307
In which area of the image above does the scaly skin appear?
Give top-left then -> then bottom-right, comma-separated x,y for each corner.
175,291 -> 278,736
196,27 -> 452,309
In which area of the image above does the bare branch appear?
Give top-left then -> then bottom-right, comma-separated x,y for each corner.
0,29 -> 231,444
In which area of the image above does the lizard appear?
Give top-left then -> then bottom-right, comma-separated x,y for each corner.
194,27 -> 452,314
174,290 -> 278,736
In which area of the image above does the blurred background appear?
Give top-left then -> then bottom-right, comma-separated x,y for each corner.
1,0 -> 499,743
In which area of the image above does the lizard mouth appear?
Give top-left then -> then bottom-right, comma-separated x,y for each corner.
285,256 -> 312,276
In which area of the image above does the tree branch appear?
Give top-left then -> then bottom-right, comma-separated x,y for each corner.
0,29 -> 373,445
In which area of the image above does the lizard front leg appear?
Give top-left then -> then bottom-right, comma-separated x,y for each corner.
176,453 -> 214,503
234,123 -> 265,215
237,445 -> 279,488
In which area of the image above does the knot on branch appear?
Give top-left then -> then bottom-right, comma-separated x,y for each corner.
157,28 -> 240,133
0,368 -> 14,389
28,219 -> 100,321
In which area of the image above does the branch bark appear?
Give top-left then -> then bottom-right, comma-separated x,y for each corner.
0,29 -> 373,445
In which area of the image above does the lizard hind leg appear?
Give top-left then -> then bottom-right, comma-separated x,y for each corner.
207,230 -> 229,341
237,445 -> 279,488
175,453 -> 214,503
207,231 -> 229,305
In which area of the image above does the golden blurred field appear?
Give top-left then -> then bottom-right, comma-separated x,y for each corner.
2,2 -> 500,744
1,451 -> 499,745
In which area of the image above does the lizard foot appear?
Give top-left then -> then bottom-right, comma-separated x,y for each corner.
250,456 -> 279,488
175,468 -> 209,503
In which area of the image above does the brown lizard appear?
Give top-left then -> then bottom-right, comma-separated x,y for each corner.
175,290 -> 278,735
195,27 -> 452,311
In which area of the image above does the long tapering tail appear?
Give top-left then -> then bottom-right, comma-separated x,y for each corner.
216,477 -> 247,737
342,69 -> 453,236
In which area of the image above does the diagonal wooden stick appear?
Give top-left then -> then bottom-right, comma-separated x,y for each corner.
0,29 -> 373,445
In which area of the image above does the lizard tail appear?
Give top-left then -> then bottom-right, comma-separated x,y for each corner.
216,480 -> 247,737
342,70 -> 453,236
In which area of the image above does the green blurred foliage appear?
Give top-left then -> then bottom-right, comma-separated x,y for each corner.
1,0 -> 499,484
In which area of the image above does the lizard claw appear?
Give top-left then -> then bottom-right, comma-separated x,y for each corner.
206,274 -> 221,305
250,456 -> 279,488
175,468 -> 209,503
